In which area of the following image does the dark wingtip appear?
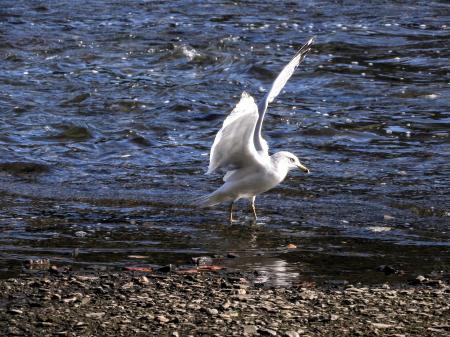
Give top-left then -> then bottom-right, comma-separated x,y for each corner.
294,37 -> 315,60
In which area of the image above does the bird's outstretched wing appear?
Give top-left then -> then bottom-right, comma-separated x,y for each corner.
207,92 -> 265,174
254,37 -> 314,153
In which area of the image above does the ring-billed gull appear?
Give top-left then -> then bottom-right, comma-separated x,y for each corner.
197,38 -> 314,222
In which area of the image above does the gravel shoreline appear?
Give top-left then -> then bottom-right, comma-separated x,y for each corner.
1,269 -> 449,337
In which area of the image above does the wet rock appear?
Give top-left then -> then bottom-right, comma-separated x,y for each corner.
61,92 -> 91,105
227,252 -> 240,258
410,275 -> 427,285
192,256 -> 213,266
416,275 -> 426,282
24,258 -> 51,269
253,270 -> 269,285
127,255 -> 147,259
410,275 -> 443,287
376,265 -> 399,275
156,264 -> 176,273
0,162 -> 49,175
75,231 -> 87,238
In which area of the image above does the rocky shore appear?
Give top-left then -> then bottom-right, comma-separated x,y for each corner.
1,268 -> 449,337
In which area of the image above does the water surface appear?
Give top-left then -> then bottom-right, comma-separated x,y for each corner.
0,0 -> 449,284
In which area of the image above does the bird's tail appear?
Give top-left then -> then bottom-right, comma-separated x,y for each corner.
193,191 -> 229,208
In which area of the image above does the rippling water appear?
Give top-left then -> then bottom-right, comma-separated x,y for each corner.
0,1 -> 449,284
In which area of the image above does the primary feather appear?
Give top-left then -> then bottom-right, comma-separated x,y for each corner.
254,37 -> 314,153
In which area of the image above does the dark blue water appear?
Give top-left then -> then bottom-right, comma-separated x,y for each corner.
0,1 -> 449,284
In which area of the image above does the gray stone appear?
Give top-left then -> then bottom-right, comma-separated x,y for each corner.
243,325 -> 258,335
284,331 -> 300,337
156,315 -> 170,323
85,312 -> 105,319
206,308 -> 219,315
258,327 -> 277,336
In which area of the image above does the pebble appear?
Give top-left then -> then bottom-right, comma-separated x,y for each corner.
330,314 -> 339,321
76,275 -> 99,281
156,315 -> 170,323
137,276 -> 150,284
121,282 -> 134,290
298,290 -> 317,300
258,327 -> 277,336
75,231 -> 87,238
51,293 -> 62,300
376,265 -> 399,275
0,270 -> 447,337
157,264 -> 176,273
243,325 -> 258,335
205,308 -> 219,315
8,309 -> 23,315
192,256 -> 213,266
371,322 -> 394,329
227,252 -> 240,258
85,312 -> 105,319
416,275 -> 426,282
284,331 -> 300,337
221,301 -> 231,310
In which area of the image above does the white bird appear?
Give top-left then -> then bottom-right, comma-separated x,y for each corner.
197,38 -> 314,222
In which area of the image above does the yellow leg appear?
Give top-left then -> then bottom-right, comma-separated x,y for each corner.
229,201 -> 234,223
250,196 -> 257,221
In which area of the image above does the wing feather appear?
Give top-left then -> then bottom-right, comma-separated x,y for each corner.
254,37 -> 314,152
266,37 -> 314,105
207,92 -> 263,174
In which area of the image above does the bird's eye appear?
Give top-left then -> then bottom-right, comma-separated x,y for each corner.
289,157 -> 295,163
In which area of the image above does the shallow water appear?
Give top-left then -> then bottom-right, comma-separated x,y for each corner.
0,1 -> 449,284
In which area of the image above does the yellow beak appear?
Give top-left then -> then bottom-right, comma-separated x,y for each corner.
297,163 -> 310,174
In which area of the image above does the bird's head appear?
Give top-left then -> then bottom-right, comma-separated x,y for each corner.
276,151 -> 310,174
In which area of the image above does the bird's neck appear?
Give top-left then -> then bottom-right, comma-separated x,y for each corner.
270,154 -> 290,181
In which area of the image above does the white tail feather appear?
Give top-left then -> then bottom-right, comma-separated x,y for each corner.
193,191 -> 232,207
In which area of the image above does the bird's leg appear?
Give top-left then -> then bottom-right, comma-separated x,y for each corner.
250,196 -> 257,222
229,201 -> 234,223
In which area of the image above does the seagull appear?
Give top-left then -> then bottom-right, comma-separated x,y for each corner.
197,38 -> 314,223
